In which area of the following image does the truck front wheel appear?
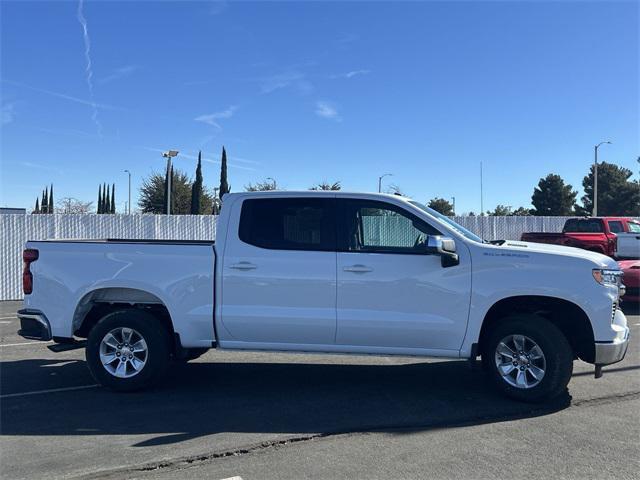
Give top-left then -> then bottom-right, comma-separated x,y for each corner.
86,309 -> 170,392
482,315 -> 573,403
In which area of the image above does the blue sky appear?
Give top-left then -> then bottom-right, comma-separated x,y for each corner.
1,0 -> 638,214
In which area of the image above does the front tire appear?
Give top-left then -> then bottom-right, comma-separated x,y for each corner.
482,315 -> 573,403
86,309 -> 170,392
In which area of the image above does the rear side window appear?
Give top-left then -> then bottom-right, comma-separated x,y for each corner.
608,221 -> 624,233
563,219 -> 604,233
239,198 -> 335,251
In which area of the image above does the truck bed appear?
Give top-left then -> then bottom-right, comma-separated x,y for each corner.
23,239 -> 216,348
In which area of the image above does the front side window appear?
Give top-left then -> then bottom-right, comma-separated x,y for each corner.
339,200 -> 440,254
608,221 -> 624,233
239,198 -> 335,251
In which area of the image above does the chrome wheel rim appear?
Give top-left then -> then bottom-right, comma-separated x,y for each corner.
99,327 -> 148,378
494,334 -> 546,389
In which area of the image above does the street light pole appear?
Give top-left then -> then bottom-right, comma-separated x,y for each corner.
162,150 -> 179,215
593,141 -> 612,217
451,196 -> 456,216
124,170 -> 131,214
378,173 -> 393,193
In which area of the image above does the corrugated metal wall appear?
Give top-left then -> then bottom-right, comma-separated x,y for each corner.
0,213 -> 575,300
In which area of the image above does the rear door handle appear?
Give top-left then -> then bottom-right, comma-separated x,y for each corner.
229,262 -> 257,271
343,264 -> 373,273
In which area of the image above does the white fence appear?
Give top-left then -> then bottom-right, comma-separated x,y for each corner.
1,214 -> 572,301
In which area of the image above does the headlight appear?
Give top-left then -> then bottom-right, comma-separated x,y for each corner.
592,268 -> 623,286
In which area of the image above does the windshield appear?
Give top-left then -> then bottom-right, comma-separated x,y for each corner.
409,201 -> 484,243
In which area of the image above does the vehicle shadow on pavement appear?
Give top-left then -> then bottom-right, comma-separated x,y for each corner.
0,358 -> 571,447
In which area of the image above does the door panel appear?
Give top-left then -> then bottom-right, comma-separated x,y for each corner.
221,197 -> 337,344
336,199 -> 471,350
616,233 -> 640,259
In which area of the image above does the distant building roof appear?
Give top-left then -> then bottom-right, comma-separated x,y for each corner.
0,207 -> 27,214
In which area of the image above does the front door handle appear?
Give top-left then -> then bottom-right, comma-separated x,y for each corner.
229,262 -> 257,271
343,264 -> 373,273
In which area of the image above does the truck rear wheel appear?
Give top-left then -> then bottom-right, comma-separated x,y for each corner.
482,315 -> 573,403
86,309 -> 170,392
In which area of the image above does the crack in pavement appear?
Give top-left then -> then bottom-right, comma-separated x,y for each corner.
74,389 -> 640,480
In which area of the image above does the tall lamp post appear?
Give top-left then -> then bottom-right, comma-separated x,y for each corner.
593,141 -> 612,217
162,150 -> 179,215
451,196 -> 456,216
378,173 -> 393,193
124,169 -> 131,214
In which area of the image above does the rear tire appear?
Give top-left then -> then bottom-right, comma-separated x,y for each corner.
86,309 -> 170,392
481,315 -> 573,403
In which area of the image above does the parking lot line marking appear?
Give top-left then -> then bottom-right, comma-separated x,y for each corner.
0,316 -> 17,320
0,384 -> 99,399
220,477 -> 243,480
0,321 -> 12,324
0,341 -> 50,347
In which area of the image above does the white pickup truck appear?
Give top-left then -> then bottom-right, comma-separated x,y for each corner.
18,191 -> 629,402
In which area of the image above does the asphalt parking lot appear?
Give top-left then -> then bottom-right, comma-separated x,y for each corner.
1,300 -> 639,480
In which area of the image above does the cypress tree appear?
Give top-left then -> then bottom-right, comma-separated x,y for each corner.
105,185 -> 110,215
34,198 -> 40,214
219,146 -> 229,198
97,185 -> 102,213
111,184 -> 116,214
191,151 -> 203,214
48,184 -> 54,214
42,189 -> 48,214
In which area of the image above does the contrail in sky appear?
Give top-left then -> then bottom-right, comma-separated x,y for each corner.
77,0 -> 102,136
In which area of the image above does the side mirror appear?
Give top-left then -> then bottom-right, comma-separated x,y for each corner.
426,236 -> 459,267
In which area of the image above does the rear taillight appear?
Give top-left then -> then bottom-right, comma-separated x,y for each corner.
23,248 -> 39,294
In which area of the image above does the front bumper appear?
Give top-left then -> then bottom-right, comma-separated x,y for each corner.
17,309 -> 52,341
594,336 -> 629,366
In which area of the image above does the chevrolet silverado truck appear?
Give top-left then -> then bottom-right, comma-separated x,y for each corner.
521,217 -> 640,258
18,192 -> 629,402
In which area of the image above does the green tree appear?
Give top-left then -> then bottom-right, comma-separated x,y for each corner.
190,152 -> 204,214
579,162 -> 640,216
110,184 -> 116,214
511,206 -> 533,216
427,197 -> 454,216
219,146 -> 230,198
245,178 -> 277,191
33,198 -> 40,214
48,185 -> 54,214
310,181 -> 341,190
139,168 -> 213,214
105,185 -> 111,215
531,174 -> 577,216
42,189 -> 48,214
97,185 -> 102,213
488,204 -> 512,216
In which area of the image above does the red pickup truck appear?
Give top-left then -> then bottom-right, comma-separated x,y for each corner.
521,217 -> 640,257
